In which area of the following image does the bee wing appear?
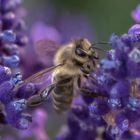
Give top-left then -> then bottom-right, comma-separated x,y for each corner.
13,63 -> 64,91
35,39 -> 60,66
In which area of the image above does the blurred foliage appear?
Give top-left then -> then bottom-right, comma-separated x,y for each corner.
24,0 -> 140,41
52,0 -> 140,40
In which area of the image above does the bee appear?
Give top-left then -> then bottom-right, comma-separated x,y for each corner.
14,38 -> 104,112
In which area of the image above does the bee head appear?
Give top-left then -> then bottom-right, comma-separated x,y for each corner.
74,38 -> 99,61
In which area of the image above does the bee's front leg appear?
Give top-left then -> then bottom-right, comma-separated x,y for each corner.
80,60 -> 96,75
75,75 -> 82,89
79,74 -> 106,98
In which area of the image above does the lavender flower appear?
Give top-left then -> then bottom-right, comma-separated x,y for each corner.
57,13 -> 93,42
0,0 -> 28,69
55,24 -> 140,140
30,21 -> 61,43
128,24 -> 140,35
0,0 -> 38,131
81,25 -> 140,139
3,0 -> 140,140
131,4 -> 140,23
0,64 -> 37,129
19,108 -> 49,140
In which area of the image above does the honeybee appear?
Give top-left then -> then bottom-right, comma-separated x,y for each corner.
15,38 -> 102,112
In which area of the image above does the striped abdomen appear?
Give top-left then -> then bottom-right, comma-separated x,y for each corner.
52,74 -> 74,112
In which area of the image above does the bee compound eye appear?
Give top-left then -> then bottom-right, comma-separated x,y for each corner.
75,47 -> 87,57
86,64 -> 90,69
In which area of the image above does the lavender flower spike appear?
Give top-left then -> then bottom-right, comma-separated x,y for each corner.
131,4 -> 140,23
128,24 -> 140,35
19,109 -> 49,140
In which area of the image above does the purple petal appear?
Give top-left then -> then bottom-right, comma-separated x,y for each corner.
128,24 -> 140,35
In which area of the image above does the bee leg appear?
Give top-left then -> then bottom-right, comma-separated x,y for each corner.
27,84 -> 55,107
76,75 -> 95,89
80,87 -> 102,97
40,84 -> 56,99
80,79 -> 107,98
27,94 -> 43,107
0,110 -> 7,124
80,59 -> 96,74
81,70 -> 96,82
76,75 -> 81,89
83,74 -> 96,81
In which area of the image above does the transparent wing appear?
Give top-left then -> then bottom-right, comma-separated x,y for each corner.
35,39 -> 60,66
13,63 -> 64,91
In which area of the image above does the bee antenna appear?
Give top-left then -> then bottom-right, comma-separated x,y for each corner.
91,42 -> 109,51
92,42 -> 109,45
